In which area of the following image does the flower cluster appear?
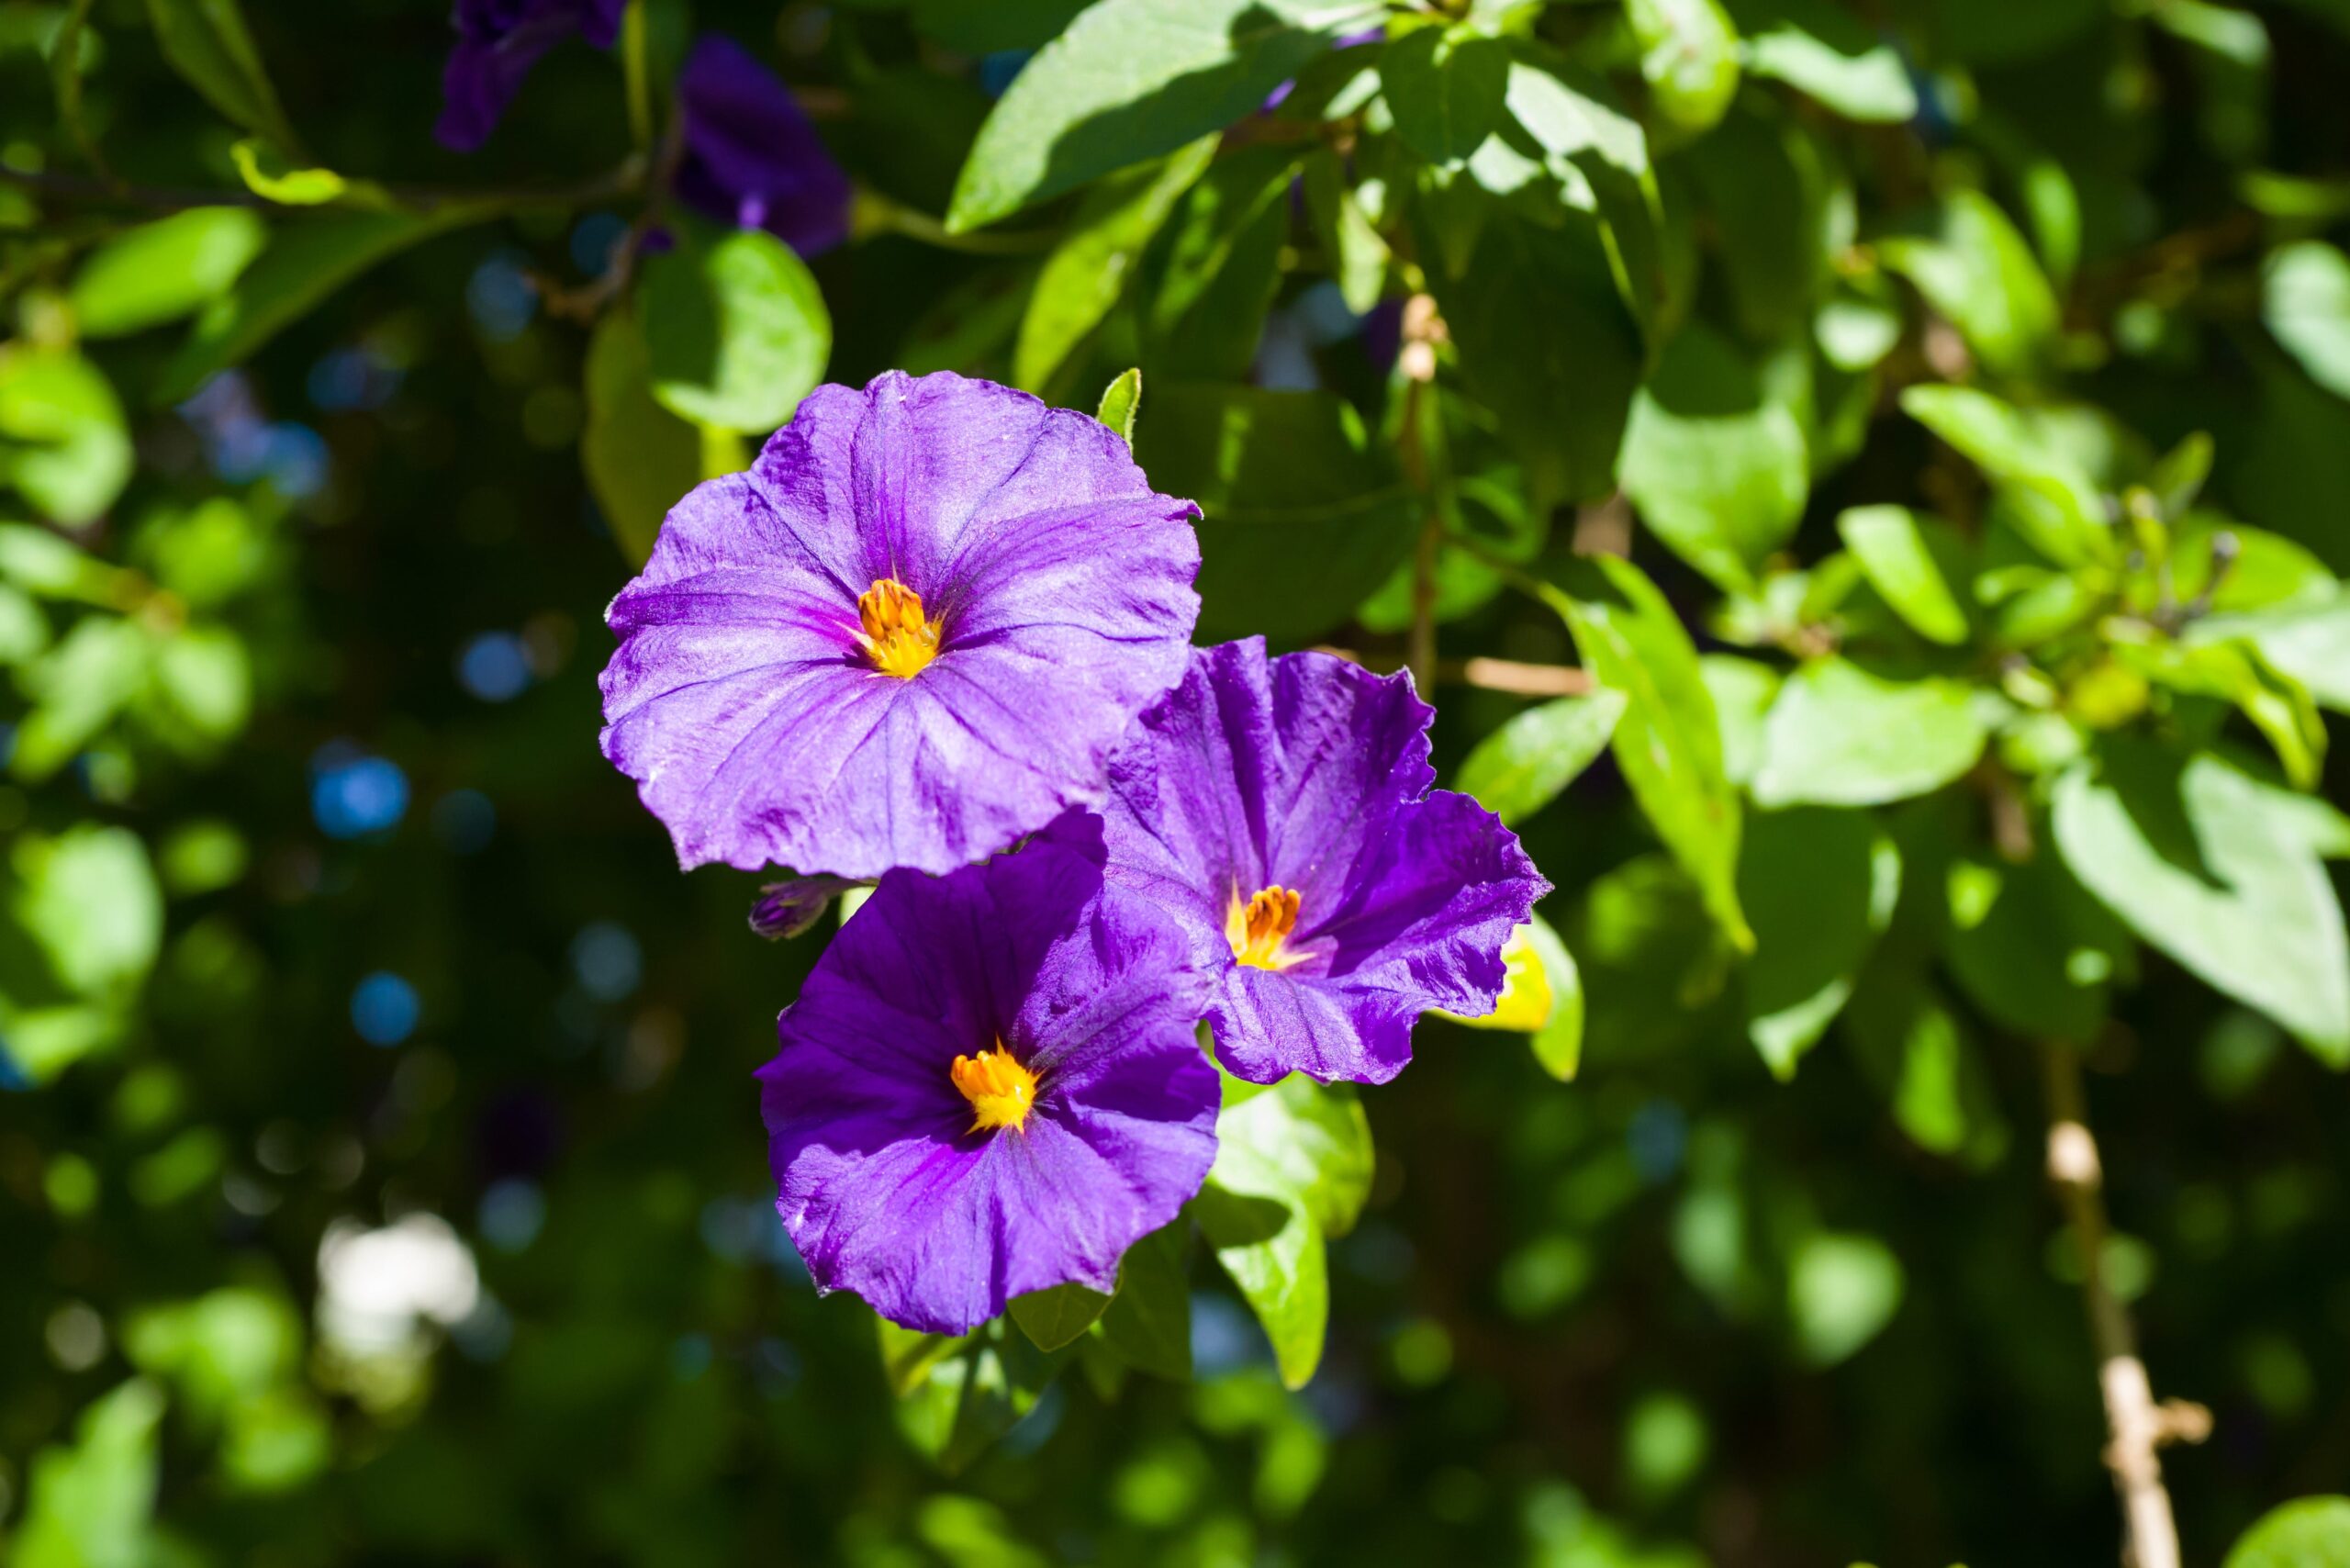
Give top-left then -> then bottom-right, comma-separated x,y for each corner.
601,371 -> 1546,1333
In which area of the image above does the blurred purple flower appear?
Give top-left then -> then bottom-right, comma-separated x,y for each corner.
598,370 -> 1202,879
436,0 -> 623,152
759,831 -> 1218,1334
1091,639 -> 1547,1086
673,35 -> 856,256
748,875 -> 865,939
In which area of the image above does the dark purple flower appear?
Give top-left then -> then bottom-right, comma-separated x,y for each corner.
759,831 -> 1219,1334
436,0 -> 622,152
1092,639 -> 1548,1087
673,35 -> 856,256
599,370 -> 1203,880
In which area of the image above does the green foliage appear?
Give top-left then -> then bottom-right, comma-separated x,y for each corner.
9,0 -> 2350,1562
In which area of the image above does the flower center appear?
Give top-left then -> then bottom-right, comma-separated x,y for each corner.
856,577 -> 941,678
1226,884 -> 1302,970
949,1046 -> 1037,1134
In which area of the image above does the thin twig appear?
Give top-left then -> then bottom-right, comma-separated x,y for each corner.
1317,647 -> 1592,699
2042,1045 -> 2210,1568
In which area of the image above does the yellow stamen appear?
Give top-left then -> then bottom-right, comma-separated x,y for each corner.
1226,884 -> 1302,970
949,1046 -> 1038,1134
856,577 -> 942,678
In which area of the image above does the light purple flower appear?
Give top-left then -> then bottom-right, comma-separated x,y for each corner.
673,35 -> 855,256
598,370 -> 1202,880
759,831 -> 1219,1335
1091,638 -> 1548,1086
436,0 -> 622,152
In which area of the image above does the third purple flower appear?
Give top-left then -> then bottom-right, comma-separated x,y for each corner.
1091,638 -> 1549,1087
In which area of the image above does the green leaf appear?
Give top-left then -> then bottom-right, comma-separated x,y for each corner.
68,207 -> 267,337
1382,25 -> 1509,165
2053,744 -> 2350,1065
1498,59 -> 1667,336
1733,0 -> 1918,121
1147,147 -> 1301,381
890,1318 -> 1069,1474
144,0 -> 300,151
1699,653 -> 1780,788
13,823 -> 164,999
1740,806 -> 1896,1078
0,347 -> 131,525
945,0 -> 1380,230
12,616 -> 148,779
1540,556 -> 1751,948
1897,385 -> 2111,567
1008,1282 -> 1112,1353
1787,1233 -> 1904,1365
1619,323 -> 1809,590
1198,1182 -> 1327,1390
148,623 -> 252,745
640,228 -> 831,435
1942,852 -> 2129,1045
582,308 -> 704,566
2121,636 -> 2326,790
1427,208 -> 1643,506
1752,658 -> 1988,809
229,139 -> 381,207
1133,384 -> 1417,644
1837,506 -> 1971,645
123,1286 -> 302,1422
1677,103 -> 1834,341
2226,1495 -> 2350,1568
1628,0 -> 1742,136
1208,1072 -> 1374,1238
1454,688 -> 1627,826
1199,1071 -> 1372,1390
1877,190 -> 2060,377
2264,240 -> 2350,401
2195,590 -> 2350,711
1094,367 -> 1143,445
1520,914 -> 1585,1081
10,1379 -> 165,1568
158,206 -> 490,404
1014,138 -> 1216,394
1301,150 -> 1389,315
1099,1220 -> 1192,1379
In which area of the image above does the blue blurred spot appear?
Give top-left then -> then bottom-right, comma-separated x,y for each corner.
478,1178 -> 546,1252
311,746 -> 408,839
431,789 -> 497,854
0,1036 -> 28,1092
1191,1292 -> 1266,1378
0,722 -> 16,769
262,423 -> 330,498
571,212 -> 630,274
467,253 -> 538,341
351,971 -> 421,1046
979,50 -> 1030,96
308,346 -> 402,412
1627,1099 -> 1688,1184
571,921 -> 642,1002
1292,278 -> 1363,345
456,632 -> 533,702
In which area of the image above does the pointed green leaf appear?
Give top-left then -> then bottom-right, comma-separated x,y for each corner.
1455,688 -> 1627,826
144,0 -> 299,151
1752,658 -> 1987,809
1095,368 -> 1143,445
69,208 -> 267,337
1837,506 -> 1971,645
641,227 -> 831,435
1382,25 -> 1509,165
2054,744 -> 2350,1064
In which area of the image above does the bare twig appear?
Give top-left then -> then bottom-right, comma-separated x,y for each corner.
2042,1045 -> 2210,1568
1317,647 -> 1592,699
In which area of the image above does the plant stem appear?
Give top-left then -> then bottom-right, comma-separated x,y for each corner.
621,0 -> 654,152
1317,647 -> 1592,698
2042,1044 -> 2209,1568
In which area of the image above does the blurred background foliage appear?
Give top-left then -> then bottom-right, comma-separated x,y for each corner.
3,0 -> 2350,1564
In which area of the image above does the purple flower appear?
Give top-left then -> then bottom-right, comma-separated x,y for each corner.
598,370 -> 1203,880
758,831 -> 1219,1334
1092,639 -> 1548,1086
436,0 -> 622,152
673,35 -> 856,256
